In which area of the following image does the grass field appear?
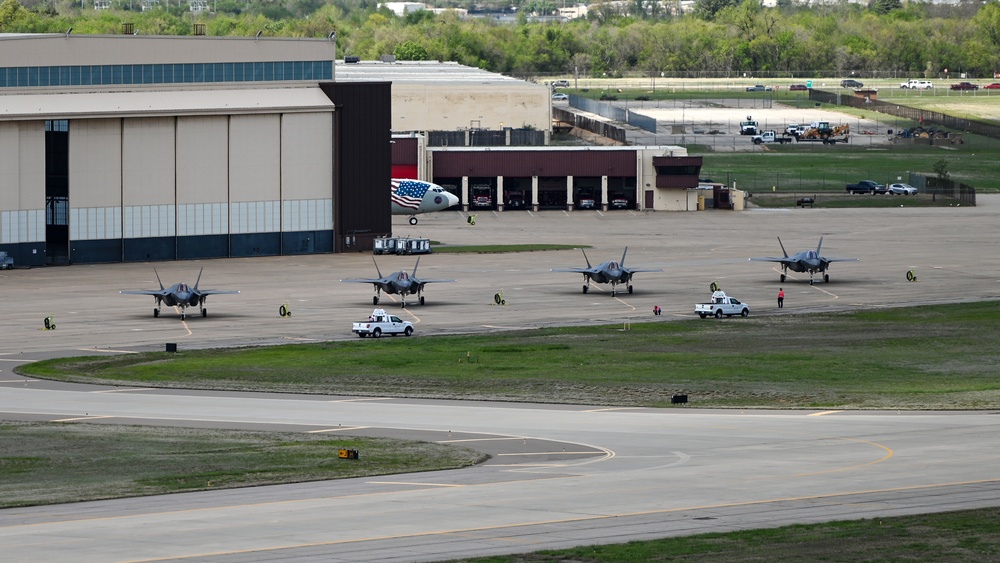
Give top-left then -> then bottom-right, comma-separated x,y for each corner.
0,421 -> 485,508
453,507 -> 1000,562
19,301 -> 1000,410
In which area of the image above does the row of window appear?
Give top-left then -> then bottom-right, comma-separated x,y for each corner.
0,61 -> 333,89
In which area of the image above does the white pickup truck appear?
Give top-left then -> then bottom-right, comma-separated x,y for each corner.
695,291 -> 750,318
352,309 -> 414,338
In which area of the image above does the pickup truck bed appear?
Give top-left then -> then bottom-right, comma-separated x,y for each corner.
353,309 -> 414,338
695,291 -> 750,318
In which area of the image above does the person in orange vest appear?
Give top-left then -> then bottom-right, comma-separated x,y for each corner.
777,287 -> 784,309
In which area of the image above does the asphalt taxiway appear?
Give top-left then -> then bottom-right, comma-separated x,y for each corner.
1,197 -> 999,561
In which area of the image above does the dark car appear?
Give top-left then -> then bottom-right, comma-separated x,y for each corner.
950,82 -> 979,91
789,84 -> 808,91
610,198 -> 628,209
841,79 -> 864,88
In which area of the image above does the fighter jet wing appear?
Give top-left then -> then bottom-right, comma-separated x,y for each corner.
412,278 -> 457,284
748,257 -> 797,264
623,267 -> 664,273
823,257 -> 860,263
340,278 -> 389,284
551,267 -> 601,274
195,289 -> 240,295
120,289 -> 171,296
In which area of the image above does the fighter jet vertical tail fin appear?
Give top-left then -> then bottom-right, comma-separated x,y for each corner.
816,236 -> 824,256
777,237 -> 789,258
412,256 -> 420,278
373,257 -> 383,279
153,268 -> 165,290
621,247 -> 628,267
581,248 -> 592,269
194,267 -> 204,291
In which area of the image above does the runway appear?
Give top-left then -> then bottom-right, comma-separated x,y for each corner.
1,198 -> 1000,561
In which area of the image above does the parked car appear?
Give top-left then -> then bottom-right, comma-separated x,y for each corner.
551,93 -> 569,101
887,183 -> 918,195
788,84 -> 808,91
577,197 -> 595,210
985,83 -> 1000,90
551,80 -> 570,88
610,198 -> 628,209
745,84 -> 773,92
950,82 -> 979,91
900,79 -> 933,89
841,79 -> 864,88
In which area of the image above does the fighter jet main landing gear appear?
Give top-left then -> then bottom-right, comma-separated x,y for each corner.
780,274 -> 786,283
408,216 -> 418,225
153,308 -> 160,318
628,285 -> 634,294
824,274 -> 830,283
582,285 -> 589,294
419,295 -> 425,305
373,295 -> 379,305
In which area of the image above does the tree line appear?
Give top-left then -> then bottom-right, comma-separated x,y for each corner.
3,0 -> 1000,78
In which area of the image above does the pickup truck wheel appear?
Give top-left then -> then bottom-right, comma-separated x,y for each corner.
715,309 -> 723,319
404,326 -> 413,337
699,313 -> 707,319
358,333 -> 366,338
741,308 -> 749,317
373,328 -> 382,338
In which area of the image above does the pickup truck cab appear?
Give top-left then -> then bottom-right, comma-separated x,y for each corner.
900,79 -> 933,89
695,291 -> 750,319
352,309 -> 414,338
752,131 -> 793,145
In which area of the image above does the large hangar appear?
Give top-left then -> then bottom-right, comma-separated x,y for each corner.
0,33 -> 390,266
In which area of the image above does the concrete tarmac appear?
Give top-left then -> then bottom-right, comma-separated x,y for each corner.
1,197 -> 999,562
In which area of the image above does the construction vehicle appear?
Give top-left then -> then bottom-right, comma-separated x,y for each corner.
795,123 -> 849,144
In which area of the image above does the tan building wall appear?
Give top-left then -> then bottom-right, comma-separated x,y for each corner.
392,83 -> 550,132
0,122 -> 45,244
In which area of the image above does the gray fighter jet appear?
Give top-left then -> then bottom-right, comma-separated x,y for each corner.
120,268 -> 240,320
341,257 -> 456,307
749,236 -> 859,284
551,247 -> 663,296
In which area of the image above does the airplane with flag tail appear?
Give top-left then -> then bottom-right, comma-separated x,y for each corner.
391,179 -> 459,225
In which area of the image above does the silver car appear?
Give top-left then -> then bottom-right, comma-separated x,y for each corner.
887,183 -> 918,195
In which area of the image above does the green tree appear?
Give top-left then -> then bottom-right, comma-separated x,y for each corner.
0,0 -> 29,31
394,40 -> 427,60
872,0 -> 901,16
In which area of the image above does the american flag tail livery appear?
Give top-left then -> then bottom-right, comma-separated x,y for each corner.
391,179 -> 428,211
